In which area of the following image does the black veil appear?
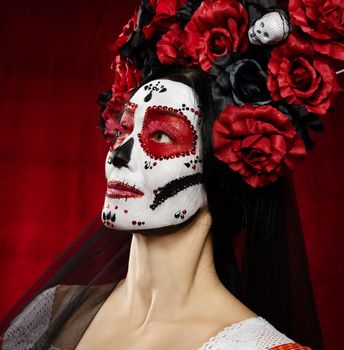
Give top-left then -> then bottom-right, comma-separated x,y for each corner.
0,217 -> 131,348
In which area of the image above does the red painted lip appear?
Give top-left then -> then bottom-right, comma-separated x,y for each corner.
106,181 -> 144,199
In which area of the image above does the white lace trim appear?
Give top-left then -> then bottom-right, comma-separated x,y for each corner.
197,316 -> 293,350
2,287 -> 57,350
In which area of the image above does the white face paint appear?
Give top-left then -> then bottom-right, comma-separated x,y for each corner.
102,79 -> 207,231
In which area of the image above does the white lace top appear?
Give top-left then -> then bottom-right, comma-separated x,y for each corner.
197,316 -> 293,349
2,286 -> 299,350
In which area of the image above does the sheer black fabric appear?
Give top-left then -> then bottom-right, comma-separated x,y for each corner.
0,218 -> 131,348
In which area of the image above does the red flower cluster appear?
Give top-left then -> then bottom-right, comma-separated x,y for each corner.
289,0 -> 344,60
267,34 -> 340,115
157,24 -> 187,65
143,0 -> 187,39
103,55 -> 142,118
213,104 -> 306,187
112,13 -> 137,56
103,0 -> 342,188
157,0 -> 249,71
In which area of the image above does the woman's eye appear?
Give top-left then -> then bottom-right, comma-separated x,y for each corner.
151,131 -> 173,144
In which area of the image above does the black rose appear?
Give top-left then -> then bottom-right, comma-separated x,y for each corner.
227,59 -> 271,105
213,58 -> 272,109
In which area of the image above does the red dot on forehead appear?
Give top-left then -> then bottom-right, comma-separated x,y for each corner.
139,106 -> 197,159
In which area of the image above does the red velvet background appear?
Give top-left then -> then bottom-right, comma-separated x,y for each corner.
0,1 -> 343,349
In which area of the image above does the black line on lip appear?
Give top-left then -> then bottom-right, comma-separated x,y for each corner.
150,173 -> 203,210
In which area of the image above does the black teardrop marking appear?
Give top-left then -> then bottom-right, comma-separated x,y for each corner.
159,88 -> 167,93
102,212 -> 106,221
184,163 -> 190,168
111,213 -> 116,222
175,211 -> 181,218
106,211 -> 111,220
144,91 -> 153,102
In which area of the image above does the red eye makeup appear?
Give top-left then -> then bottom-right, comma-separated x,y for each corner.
138,106 -> 197,159
108,105 -> 136,151
117,107 -> 135,133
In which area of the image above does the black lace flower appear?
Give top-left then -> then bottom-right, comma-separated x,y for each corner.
214,58 -> 272,108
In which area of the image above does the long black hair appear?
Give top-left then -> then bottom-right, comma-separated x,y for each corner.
1,66 -> 324,349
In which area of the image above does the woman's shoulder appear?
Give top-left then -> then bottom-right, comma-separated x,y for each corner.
1,285 -> 59,349
199,317 -> 311,350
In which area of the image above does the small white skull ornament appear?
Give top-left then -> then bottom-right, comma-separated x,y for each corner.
248,10 -> 290,45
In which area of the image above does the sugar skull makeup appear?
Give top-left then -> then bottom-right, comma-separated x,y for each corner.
102,79 -> 207,231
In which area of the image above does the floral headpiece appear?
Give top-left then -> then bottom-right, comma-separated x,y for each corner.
100,0 -> 343,188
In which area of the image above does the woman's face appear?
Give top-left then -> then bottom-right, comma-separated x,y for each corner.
102,79 -> 207,231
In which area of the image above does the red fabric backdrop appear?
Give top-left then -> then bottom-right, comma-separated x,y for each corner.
0,1 -> 343,349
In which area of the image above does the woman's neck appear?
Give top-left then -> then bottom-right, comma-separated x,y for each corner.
115,209 -> 229,326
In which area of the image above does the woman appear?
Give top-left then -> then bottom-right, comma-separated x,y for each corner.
1,67 -> 318,350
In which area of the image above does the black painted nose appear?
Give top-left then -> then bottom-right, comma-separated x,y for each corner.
111,138 -> 134,168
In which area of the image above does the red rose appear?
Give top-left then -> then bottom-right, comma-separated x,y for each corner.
213,104 -> 306,188
267,34 -> 340,115
112,13 -> 138,56
183,0 -> 248,72
289,0 -> 344,60
157,24 -> 192,65
143,0 -> 187,39
104,55 -> 142,116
